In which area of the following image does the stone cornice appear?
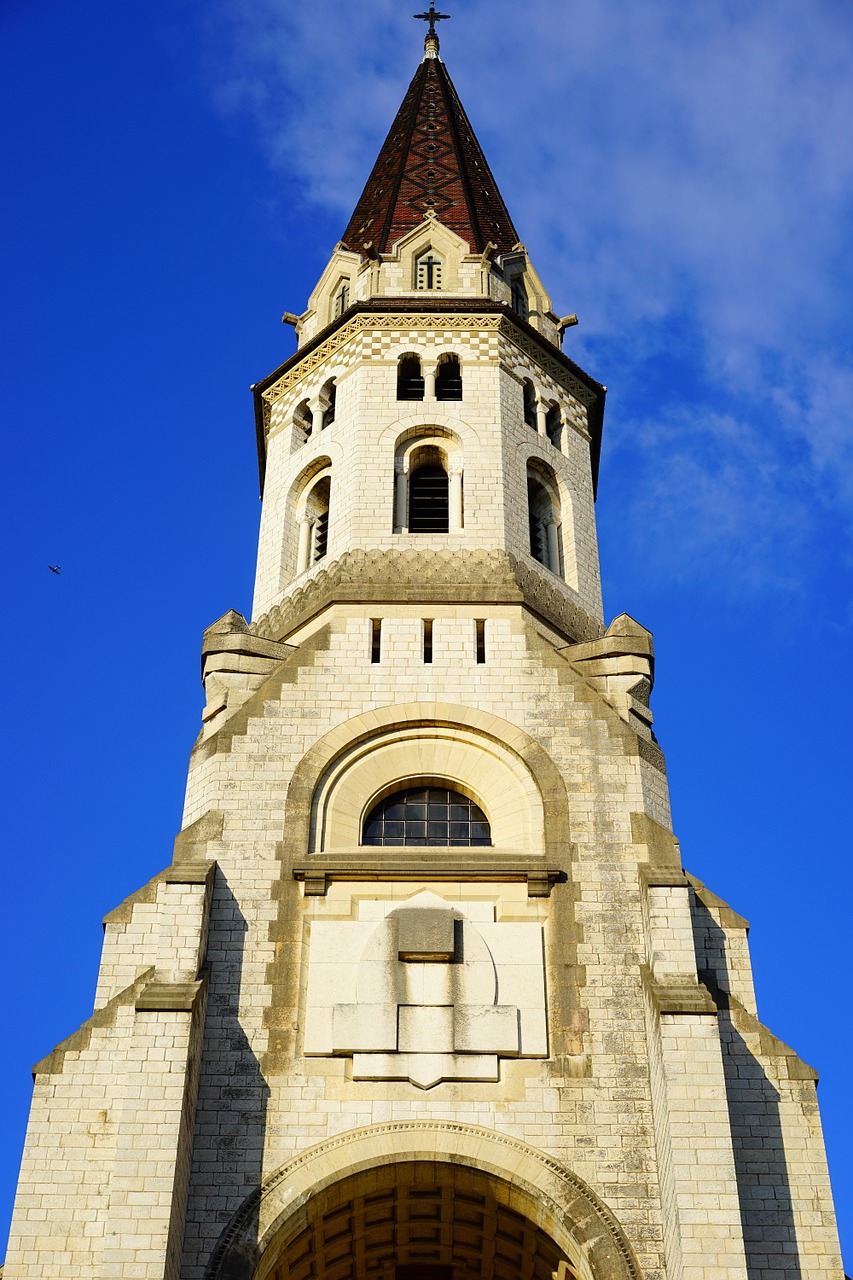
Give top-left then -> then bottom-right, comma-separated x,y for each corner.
292,853 -> 563,898
251,302 -> 605,493
250,547 -> 605,647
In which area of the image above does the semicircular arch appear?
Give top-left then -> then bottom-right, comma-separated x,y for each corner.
289,455 -> 334,510
378,410 -> 482,451
313,725 -> 538,851
203,1122 -> 643,1280
281,702 -> 570,864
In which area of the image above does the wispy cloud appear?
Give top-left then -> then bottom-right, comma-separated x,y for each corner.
201,0 -> 853,608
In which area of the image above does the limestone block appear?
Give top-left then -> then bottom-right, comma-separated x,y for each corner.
398,1005 -> 454,1053
397,908 -> 456,960
331,1004 -> 397,1053
352,1052 -> 499,1089
454,1005 -> 519,1053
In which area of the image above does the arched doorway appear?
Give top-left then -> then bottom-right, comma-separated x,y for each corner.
205,1122 -> 642,1280
256,1162 -> 576,1280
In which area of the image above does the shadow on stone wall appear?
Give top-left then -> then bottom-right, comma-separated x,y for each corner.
180,873 -> 270,1279
693,901 -> 802,1280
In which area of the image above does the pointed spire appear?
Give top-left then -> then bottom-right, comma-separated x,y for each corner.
340,27 -> 519,257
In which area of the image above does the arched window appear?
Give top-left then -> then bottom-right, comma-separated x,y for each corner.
409,462 -> 449,533
296,474 -> 331,574
363,785 -> 491,846
435,353 -> 462,401
523,380 -> 537,429
294,399 -> 312,438
545,402 -> 561,447
320,379 -> 336,429
511,277 -> 528,319
528,468 -> 562,576
397,354 -> 424,401
333,279 -> 350,319
414,249 -> 443,290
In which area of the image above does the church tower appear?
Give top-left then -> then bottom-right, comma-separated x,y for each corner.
3,13 -> 844,1280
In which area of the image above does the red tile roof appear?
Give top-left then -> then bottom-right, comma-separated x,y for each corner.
341,56 -> 519,256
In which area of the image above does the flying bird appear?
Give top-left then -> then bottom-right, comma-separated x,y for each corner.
48,565 -> 61,575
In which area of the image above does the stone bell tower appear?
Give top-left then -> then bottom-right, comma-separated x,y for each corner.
3,11 -> 845,1280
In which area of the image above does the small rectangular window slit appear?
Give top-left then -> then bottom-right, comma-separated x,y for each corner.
371,619 -> 382,664
423,619 -> 433,664
475,619 -> 486,664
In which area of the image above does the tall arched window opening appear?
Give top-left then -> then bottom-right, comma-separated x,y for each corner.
294,399 -> 312,439
511,277 -> 528,319
527,470 -> 562,577
296,474 -> 331,574
523,380 -> 537,429
397,354 -> 425,401
320,379 -> 336,429
363,785 -> 491,846
409,463 -> 449,533
545,402 -> 561,448
435,353 -> 462,401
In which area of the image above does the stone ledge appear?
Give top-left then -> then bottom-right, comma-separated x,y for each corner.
630,812 -> 681,869
202,628 -> 293,664
251,547 -> 605,648
162,861 -> 216,886
638,865 -> 690,890
699,972 -> 819,1082
34,967 -> 156,1076
687,872 -> 750,931
135,975 -> 207,1013
173,808 -> 225,862
202,626 -> 294,682
103,859 -> 216,924
293,854 -> 564,898
649,978 -> 718,1016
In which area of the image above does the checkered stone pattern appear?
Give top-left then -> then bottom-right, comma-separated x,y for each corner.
253,319 -> 603,628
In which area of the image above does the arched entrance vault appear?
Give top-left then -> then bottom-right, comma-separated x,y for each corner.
258,1162 -> 572,1280
205,1124 -> 642,1280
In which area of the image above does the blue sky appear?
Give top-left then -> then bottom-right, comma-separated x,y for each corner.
2,0 -> 851,1266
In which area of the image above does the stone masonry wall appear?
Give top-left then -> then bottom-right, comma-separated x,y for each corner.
252,318 -> 602,626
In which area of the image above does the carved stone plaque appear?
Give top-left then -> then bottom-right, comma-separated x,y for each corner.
304,890 -> 547,1088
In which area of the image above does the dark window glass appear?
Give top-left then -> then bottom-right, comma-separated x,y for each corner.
409,465 -> 449,533
475,618 -> 486,664
423,618 -> 433,663
362,786 -> 492,846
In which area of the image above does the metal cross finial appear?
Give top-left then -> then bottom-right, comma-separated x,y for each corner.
413,1 -> 450,35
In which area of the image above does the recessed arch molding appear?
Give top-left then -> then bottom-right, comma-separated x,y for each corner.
203,1122 -> 644,1280
281,701 -> 572,871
